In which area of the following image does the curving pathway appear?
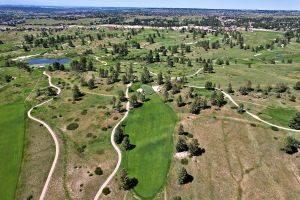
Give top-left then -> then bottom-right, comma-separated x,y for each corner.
27,71 -> 61,200
94,56 -> 108,66
187,85 -> 300,133
93,82 -> 132,200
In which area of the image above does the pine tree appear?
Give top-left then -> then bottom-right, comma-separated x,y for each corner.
72,85 -> 81,101
289,112 -> 300,130
177,167 -> 191,185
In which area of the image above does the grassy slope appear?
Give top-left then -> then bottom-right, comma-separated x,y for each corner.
123,94 -> 177,199
259,106 -> 298,127
0,102 -> 25,200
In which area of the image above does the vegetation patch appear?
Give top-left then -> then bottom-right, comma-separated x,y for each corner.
0,103 -> 25,200
258,106 -> 298,127
123,94 -> 177,199
66,122 -> 79,130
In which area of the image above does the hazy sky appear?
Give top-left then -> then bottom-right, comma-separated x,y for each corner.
1,0 -> 300,10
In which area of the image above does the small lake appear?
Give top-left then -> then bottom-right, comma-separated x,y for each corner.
27,58 -> 71,65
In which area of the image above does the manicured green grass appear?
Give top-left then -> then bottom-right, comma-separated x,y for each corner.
258,106 -> 297,127
0,102 -> 26,200
123,94 -> 177,199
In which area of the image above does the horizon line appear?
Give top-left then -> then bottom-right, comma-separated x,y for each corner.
0,4 -> 299,12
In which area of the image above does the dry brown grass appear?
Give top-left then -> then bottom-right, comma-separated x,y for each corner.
16,120 -> 55,200
166,107 -> 300,200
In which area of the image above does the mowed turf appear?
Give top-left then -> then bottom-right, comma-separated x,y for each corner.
123,94 -> 177,199
0,102 -> 26,200
259,106 -> 298,127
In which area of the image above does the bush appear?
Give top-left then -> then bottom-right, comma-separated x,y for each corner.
173,196 -> 182,200
270,126 -> 279,131
102,187 -> 110,195
81,109 -> 87,115
95,167 -> 103,175
280,136 -> 300,154
66,123 -> 79,130
181,158 -> 188,165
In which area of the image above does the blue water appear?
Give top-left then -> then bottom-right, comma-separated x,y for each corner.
27,58 -> 71,65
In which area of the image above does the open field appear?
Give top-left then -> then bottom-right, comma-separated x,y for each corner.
123,94 -> 177,199
166,107 -> 300,200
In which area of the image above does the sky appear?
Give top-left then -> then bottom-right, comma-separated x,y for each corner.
0,0 -> 300,10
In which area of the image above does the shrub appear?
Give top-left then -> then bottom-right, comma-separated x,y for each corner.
270,126 -> 279,131
102,187 -> 111,195
66,123 -> 79,130
181,158 -> 188,165
95,167 -> 103,175
173,196 -> 182,200
280,136 -> 300,154
81,109 -> 87,115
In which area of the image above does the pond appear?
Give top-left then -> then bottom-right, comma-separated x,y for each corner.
26,58 -> 71,65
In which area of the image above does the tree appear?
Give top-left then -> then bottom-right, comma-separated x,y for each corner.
122,137 -> 133,151
211,91 -> 225,107
293,81 -> 300,90
188,139 -> 204,156
118,90 -> 127,102
111,96 -> 116,107
130,95 -> 139,108
178,124 -> 185,135
114,126 -> 124,144
280,136 -> 300,154
88,78 -> 95,90
238,86 -> 248,95
275,83 -> 288,93
157,72 -> 163,85
177,167 -> 192,185
119,169 -> 138,190
176,95 -> 184,107
237,103 -> 245,114
163,90 -> 169,102
205,81 -> 214,90
94,167 -> 103,175
72,85 -> 82,101
115,100 -> 122,112
176,137 -> 189,152
47,87 -> 57,96
87,60 -> 94,71
289,112 -> 300,130
227,83 -> 234,93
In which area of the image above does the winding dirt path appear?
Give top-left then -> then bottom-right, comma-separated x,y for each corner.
93,82 -> 132,200
27,71 -> 61,200
94,56 -> 108,66
187,85 -> 300,133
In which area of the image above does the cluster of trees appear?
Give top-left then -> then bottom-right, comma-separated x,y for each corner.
140,67 -> 153,84
112,43 -> 129,56
99,63 -> 121,84
119,169 -> 138,190
210,91 -> 226,107
176,135 -> 204,157
145,50 -> 160,64
48,61 -> 65,71
4,60 -> 31,72
189,97 -> 208,114
70,57 -> 94,71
